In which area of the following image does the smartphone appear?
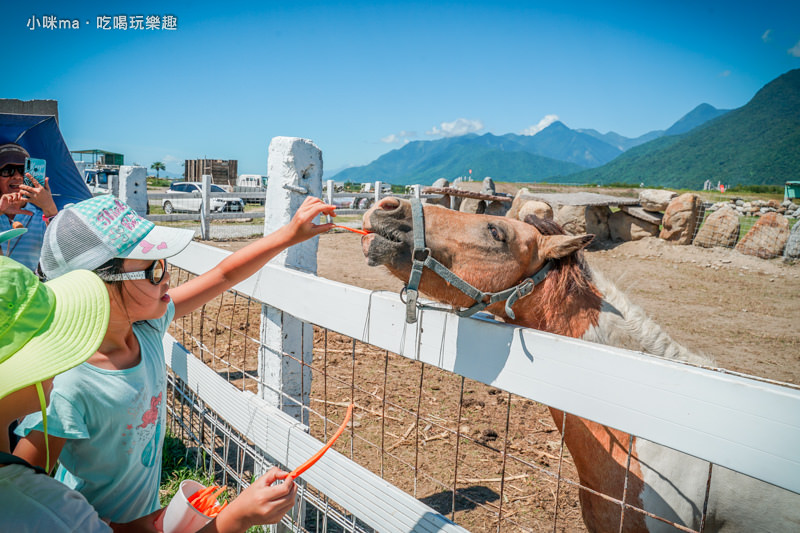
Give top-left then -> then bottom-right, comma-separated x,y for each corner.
24,157 -> 46,187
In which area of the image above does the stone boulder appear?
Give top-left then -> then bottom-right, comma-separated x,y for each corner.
735,212 -> 791,259
485,200 -> 509,217
517,200 -> 554,221
585,206 -> 611,241
693,206 -> 740,248
609,210 -> 659,241
639,189 -> 677,212
423,178 -> 453,208
555,205 -> 611,241
784,220 -> 800,260
459,198 -> 485,214
480,176 -> 496,195
659,193 -> 702,244
555,205 -> 588,235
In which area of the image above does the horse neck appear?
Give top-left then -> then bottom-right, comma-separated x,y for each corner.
582,270 -> 710,365
506,256 -> 603,339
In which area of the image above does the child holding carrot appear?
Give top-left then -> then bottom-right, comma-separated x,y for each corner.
14,194 -> 333,523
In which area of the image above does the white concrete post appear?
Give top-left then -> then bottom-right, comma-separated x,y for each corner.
200,174 -> 211,240
326,179 -> 334,223
118,166 -> 147,215
374,180 -> 382,205
413,184 -> 421,199
259,137 -> 323,424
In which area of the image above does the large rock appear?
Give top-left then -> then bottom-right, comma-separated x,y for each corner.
639,189 -> 677,212
485,200 -> 509,217
609,210 -> 660,241
480,177 -> 496,195
555,205 -> 611,241
507,188 -> 538,219
784,220 -> 800,260
585,206 -> 611,241
659,193 -> 702,244
517,200 -> 554,221
459,198 -> 485,214
693,206 -> 740,248
555,205 -> 588,235
735,212 -> 791,259
423,178 -> 450,207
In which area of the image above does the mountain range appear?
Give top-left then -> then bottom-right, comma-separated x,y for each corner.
333,68 -> 800,189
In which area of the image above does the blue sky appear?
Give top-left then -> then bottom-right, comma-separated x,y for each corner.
5,1 -> 799,177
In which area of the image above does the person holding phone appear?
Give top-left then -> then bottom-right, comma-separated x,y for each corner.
0,143 -> 58,272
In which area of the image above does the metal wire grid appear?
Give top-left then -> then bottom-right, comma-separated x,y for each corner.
165,373 -> 371,533
166,264 -> 715,532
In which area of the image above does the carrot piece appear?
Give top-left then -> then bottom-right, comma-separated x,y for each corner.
332,224 -> 370,235
286,403 -> 353,480
188,485 -> 214,505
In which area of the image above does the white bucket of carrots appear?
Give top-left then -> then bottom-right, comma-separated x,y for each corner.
162,479 -> 228,533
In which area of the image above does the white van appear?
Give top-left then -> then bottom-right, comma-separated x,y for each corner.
237,174 -> 267,188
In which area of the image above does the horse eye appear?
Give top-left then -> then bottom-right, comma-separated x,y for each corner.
488,223 -> 505,242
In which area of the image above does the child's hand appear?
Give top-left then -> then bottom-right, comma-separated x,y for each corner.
0,192 -> 33,217
209,467 -> 297,532
286,197 -> 336,245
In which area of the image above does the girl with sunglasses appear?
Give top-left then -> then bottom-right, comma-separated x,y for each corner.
14,194 -> 334,524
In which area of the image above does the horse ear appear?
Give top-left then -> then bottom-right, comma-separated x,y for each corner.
540,234 -> 594,260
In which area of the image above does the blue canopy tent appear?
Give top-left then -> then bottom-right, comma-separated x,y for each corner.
0,113 -> 92,210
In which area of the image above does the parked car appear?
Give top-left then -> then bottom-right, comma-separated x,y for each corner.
162,182 -> 245,214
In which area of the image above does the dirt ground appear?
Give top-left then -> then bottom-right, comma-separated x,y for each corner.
203,212 -> 799,532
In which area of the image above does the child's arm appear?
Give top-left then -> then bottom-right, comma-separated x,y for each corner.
198,467 -> 297,533
171,196 -> 335,319
13,430 -> 67,474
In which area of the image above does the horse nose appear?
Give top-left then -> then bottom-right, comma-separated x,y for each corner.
377,197 -> 401,211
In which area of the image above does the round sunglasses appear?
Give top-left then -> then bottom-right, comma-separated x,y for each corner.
97,259 -> 168,285
0,165 -> 25,178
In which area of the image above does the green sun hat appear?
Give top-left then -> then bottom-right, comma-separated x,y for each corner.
0,256 -> 110,399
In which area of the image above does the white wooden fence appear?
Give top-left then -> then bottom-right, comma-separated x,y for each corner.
158,137 -> 800,532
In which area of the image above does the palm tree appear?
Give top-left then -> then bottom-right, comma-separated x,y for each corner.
151,161 -> 166,178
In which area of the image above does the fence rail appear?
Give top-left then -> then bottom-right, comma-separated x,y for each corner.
163,238 -> 800,532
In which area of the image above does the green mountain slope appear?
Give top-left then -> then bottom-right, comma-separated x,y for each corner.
335,140 -> 584,185
565,69 -> 800,188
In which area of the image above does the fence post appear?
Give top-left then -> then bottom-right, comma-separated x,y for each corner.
375,180 -> 382,205
413,184 -> 421,199
326,179 -> 334,223
259,137 -> 322,425
200,174 -> 211,240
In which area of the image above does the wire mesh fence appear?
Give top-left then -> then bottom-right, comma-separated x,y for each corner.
163,263 -> 791,533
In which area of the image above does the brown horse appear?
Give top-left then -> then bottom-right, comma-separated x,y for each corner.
361,197 -> 798,533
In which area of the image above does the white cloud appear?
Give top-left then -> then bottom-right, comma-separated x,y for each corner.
381,130 -> 416,144
162,154 -> 179,163
426,118 -> 484,137
789,40 -> 800,57
762,29 -> 772,43
521,114 -> 559,136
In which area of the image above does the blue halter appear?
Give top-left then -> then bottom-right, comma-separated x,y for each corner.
402,198 -> 552,324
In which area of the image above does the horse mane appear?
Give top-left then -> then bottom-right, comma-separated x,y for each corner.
522,215 -> 710,365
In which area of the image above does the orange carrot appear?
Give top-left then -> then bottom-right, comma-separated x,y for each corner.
285,403 -> 353,480
332,224 -> 370,235
188,485 -> 215,505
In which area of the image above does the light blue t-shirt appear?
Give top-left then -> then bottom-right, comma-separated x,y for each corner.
17,301 -> 175,523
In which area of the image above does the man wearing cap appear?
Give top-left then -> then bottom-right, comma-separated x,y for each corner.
0,143 -> 59,272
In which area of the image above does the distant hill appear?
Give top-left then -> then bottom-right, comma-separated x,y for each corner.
334,134 -> 585,185
564,69 -> 800,188
334,100 -> 732,186
577,103 -> 729,150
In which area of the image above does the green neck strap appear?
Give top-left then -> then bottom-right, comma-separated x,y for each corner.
35,382 -> 49,473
